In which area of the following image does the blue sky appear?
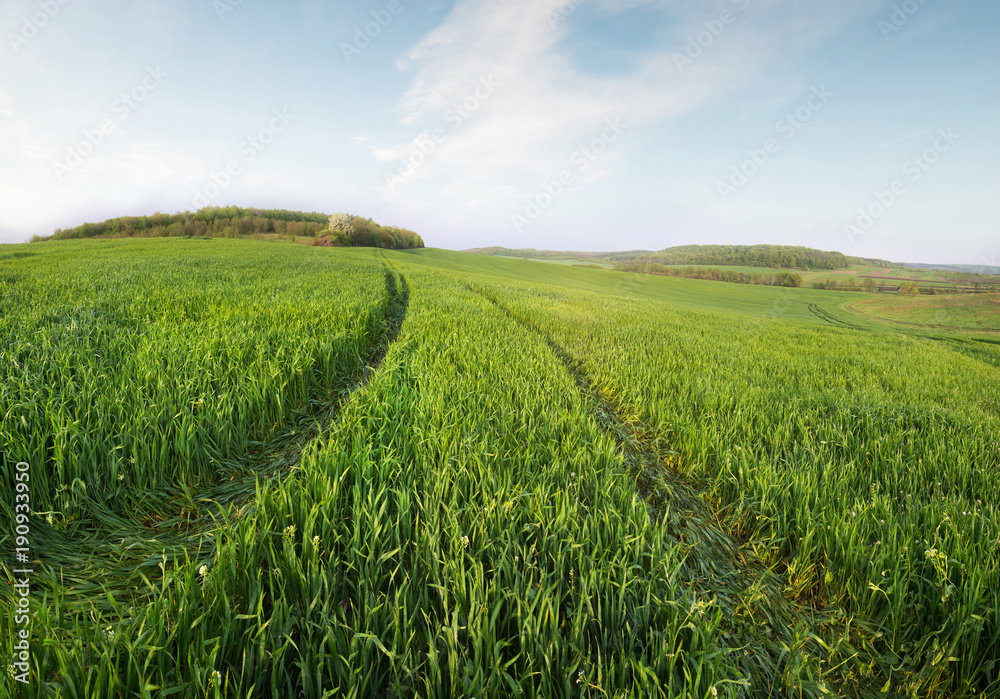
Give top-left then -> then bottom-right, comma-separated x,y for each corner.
1,0 -> 997,264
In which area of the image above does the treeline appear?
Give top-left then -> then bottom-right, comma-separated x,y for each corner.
34,207 -> 424,249
43,207 -> 329,241
814,279 -> 999,295
637,244 -> 886,270
467,244 -> 895,271
811,278 -> 879,292
323,213 -> 424,250
615,263 -> 804,287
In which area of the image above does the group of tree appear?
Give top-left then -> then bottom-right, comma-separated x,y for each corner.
41,207 -> 329,241
635,244 -> 888,270
33,207 -> 424,250
614,262 -> 803,288
811,277 -> 879,292
467,244 -> 894,271
323,213 -> 424,249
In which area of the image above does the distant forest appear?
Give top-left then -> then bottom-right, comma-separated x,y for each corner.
632,244 -> 891,270
33,207 -> 425,250
470,244 -> 892,270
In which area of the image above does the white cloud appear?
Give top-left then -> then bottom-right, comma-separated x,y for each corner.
372,0 -> 878,207
111,142 -> 206,187
873,129 -> 930,151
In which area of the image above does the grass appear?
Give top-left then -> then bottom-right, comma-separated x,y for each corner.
493,256 -> 616,270
483,275 -> 1000,696
398,248 -> 868,325
1,240 -> 998,697
847,293 -> 1000,332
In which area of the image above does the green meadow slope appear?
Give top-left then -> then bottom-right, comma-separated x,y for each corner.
399,248 -> 864,325
1,240 -> 998,697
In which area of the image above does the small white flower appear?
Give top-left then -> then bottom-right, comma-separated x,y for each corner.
460,535 -> 470,549
312,535 -> 320,548
199,565 -> 209,577
103,627 -> 115,642
118,473 -> 124,481
209,669 -> 222,688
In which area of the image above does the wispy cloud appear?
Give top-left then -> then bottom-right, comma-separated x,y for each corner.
372,0 -> 882,202
873,129 -> 930,150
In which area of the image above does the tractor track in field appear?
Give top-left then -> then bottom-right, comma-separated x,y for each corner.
216,264 -> 410,518
843,299 -> 1000,335
808,302 -> 865,330
465,282 -> 866,697
35,266 -> 410,607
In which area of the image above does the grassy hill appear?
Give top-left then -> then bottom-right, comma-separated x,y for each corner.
2,238 -> 998,697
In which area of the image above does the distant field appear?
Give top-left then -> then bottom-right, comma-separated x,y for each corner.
401,249 -> 864,324
645,262 -> 998,290
853,266 -> 947,281
495,254 -> 615,269
847,292 -> 1000,331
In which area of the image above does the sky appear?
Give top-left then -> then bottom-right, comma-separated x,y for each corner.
1,0 -> 997,264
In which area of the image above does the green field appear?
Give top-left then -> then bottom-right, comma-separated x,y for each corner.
653,263 -> 932,282
2,239 -> 999,697
847,293 -> 1000,332
644,262 -> 998,291
494,255 -> 615,270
